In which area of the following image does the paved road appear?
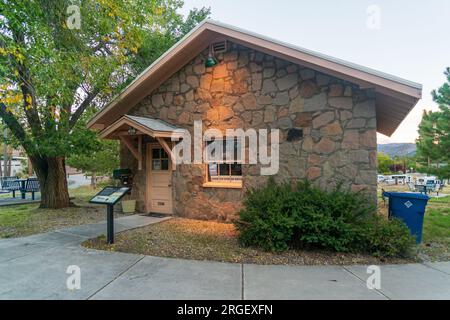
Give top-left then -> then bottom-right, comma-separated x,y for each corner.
67,174 -> 91,189
0,215 -> 449,300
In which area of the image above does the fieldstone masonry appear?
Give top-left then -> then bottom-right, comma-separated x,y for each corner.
124,42 -> 378,221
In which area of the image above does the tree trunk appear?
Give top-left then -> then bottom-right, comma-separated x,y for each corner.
91,171 -> 97,189
28,157 -> 33,176
7,156 -> 11,176
31,156 -> 70,209
3,127 -> 8,176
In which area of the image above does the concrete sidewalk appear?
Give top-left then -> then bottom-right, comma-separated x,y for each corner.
0,215 -> 450,300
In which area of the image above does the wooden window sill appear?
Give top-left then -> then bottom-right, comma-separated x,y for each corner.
202,182 -> 243,189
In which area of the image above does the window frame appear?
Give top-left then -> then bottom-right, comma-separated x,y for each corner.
151,147 -> 169,171
202,137 -> 243,189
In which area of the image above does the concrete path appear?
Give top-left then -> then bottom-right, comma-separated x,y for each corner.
1,215 -> 450,300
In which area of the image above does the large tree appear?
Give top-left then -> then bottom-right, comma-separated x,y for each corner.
0,0 -> 209,208
416,68 -> 450,179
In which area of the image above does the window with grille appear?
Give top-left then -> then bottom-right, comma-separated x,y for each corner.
152,148 -> 169,171
204,138 -> 242,186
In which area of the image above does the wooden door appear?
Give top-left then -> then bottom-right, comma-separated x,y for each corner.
147,144 -> 172,214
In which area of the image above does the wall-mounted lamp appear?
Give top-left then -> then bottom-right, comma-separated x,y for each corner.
128,127 -> 137,135
205,44 -> 218,68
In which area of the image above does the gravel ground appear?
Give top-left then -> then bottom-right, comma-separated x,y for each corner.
83,218 -> 415,266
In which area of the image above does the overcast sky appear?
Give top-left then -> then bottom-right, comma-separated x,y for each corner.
181,0 -> 450,144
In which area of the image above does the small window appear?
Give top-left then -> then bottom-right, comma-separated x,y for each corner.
152,148 -> 169,171
204,138 -> 242,188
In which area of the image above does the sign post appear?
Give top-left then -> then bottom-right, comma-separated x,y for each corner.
89,186 -> 131,244
106,203 -> 114,244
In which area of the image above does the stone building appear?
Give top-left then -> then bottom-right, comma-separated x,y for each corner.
88,20 -> 422,221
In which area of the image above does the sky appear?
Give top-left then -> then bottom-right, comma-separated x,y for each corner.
180,0 -> 450,144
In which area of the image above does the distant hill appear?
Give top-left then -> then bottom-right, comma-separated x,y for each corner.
377,143 -> 417,158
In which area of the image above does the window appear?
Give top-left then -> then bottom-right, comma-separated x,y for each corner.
204,138 -> 242,188
152,148 -> 169,171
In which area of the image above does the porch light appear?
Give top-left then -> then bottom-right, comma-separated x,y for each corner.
128,127 -> 136,135
205,44 -> 218,68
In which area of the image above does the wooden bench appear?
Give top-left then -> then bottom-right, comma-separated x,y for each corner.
21,178 -> 40,200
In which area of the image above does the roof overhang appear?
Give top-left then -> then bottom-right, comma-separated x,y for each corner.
87,19 -> 422,137
100,115 -> 184,140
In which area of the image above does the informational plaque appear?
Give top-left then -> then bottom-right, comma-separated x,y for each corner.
89,186 -> 131,244
89,187 -> 131,205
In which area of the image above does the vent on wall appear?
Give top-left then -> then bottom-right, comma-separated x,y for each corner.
212,40 -> 227,53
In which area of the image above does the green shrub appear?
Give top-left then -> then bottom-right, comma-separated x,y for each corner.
358,215 -> 415,257
234,179 -> 414,258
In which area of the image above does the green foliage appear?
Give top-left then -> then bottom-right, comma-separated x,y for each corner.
0,0 -> 209,206
235,179 -> 414,257
0,0 -> 210,157
66,110 -> 118,176
377,152 -> 393,174
416,68 -> 450,179
358,215 -> 415,258
67,139 -> 119,177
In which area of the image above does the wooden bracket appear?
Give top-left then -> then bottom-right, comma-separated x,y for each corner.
120,136 -> 142,170
156,137 -> 176,171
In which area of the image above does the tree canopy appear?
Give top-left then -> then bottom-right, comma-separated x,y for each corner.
416,68 -> 450,179
377,152 -> 393,174
0,0 -> 210,207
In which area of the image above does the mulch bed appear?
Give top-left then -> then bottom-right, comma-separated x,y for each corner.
83,217 -> 416,265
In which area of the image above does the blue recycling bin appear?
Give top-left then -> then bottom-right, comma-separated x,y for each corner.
382,192 -> 430,243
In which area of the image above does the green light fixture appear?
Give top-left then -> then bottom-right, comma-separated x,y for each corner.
205,44 -> 218,68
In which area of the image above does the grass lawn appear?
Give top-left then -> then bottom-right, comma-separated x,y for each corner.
0,185 -> 117,238
378,183 -> 450,261
419,195 -> 450,261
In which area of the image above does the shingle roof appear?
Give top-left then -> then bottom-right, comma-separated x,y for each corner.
124,115 -> 180,132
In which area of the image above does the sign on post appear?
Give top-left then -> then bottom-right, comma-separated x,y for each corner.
89,187 -> 131,244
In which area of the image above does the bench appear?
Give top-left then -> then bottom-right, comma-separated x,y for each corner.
416,185 -> 428,194
1,177 -> 21,198
21,178 -> 40,200
0,176 -> 18,188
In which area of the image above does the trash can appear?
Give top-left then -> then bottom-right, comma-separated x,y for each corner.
382,192 -> 430,243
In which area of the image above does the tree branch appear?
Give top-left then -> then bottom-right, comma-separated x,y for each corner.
69,89 -> 100,129
0,102 -> 31,153
11,29 -> 43,137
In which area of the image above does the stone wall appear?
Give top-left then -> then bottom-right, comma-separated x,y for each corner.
125,42 -> 378,221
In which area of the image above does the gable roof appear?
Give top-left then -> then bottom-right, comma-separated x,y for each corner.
99,115 -> 183,139
87,19 -> 422,136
